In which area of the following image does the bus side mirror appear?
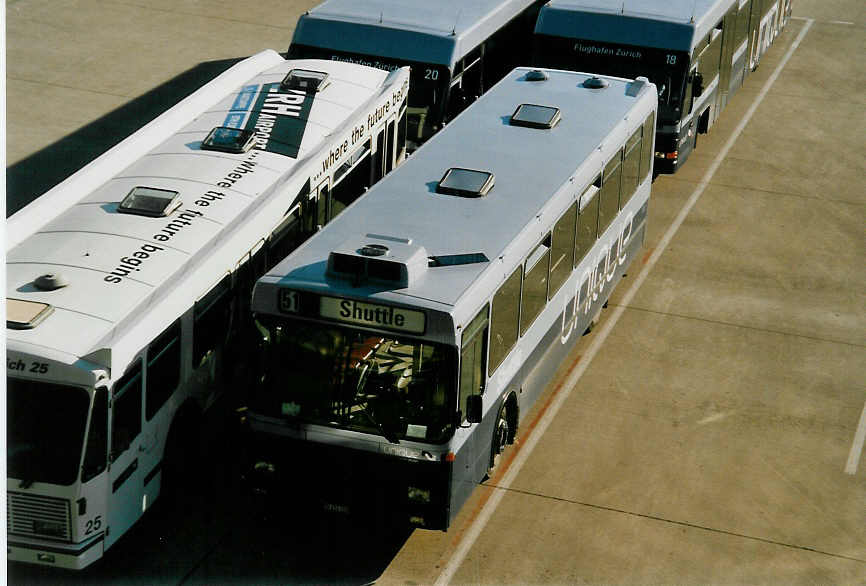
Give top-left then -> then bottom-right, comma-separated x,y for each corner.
692,73 -> 704,98
466,395 -> 482,424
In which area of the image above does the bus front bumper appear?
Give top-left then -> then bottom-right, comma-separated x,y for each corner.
7,532 -> 104,570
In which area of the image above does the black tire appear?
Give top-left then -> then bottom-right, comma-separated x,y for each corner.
488,405 -> 510,477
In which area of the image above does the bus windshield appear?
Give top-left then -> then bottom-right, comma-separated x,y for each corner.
7,378 -> 91,486
252,320 -> 456,443
288,44 -> 449,144
534,36 -> 687,120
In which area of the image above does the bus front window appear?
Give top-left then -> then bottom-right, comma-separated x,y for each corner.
252,321 -> 456,443
7,379 -> 91,486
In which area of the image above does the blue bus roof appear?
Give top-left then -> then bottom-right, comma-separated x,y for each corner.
536,0 -> 734,53
257,67 -> 656,320
292,0 -> 540,67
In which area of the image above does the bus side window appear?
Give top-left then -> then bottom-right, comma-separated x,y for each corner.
621,127 -> 643,205
598,151 -> 622,234
520,235 -> 551,336
459,305 -> 489,422
82,387 -> 108,482
267,184 -> 308,266
639,112 -> 655,180
575,181 -> 600,266
549,202 -> 577,299
331,139 -> 372,220
111,360 -> 142,462
193,275 -> 231,369
146,319 -> 181,420
488,266 -> 522,375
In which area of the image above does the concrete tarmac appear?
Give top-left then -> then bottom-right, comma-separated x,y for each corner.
6,1 -> 865,584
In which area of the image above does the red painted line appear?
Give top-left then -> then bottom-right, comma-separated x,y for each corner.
642,247 -> 655,265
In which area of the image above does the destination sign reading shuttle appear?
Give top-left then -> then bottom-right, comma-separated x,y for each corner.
320,296 -> 426,334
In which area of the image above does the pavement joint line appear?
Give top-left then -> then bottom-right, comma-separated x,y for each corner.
6,76 -> 134,100
432,18 -> 815,586
844,401 -> 866,475
483,484 -> 866,565
609,304 -> 866,349
107,0 -> 294,30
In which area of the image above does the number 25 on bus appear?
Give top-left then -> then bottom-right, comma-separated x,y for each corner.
246,67 -> 657,530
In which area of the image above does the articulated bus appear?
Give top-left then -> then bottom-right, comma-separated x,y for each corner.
6,50 -> 409,569
246,67 -> 657,530
533,0 -> 792,173
288,0 -> 545,150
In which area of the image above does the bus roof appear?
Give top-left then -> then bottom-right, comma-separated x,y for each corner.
535,0 -> 733,53
256,67 -> 656,327
6,51 -> 408,366
292,0 -> 540,67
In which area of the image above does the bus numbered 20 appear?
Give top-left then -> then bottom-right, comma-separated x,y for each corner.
245,66 -> 657,530
6,50 -> 408,569
288,0 -> 544,150
533,0 -> 792,173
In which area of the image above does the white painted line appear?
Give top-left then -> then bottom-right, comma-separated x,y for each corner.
433,19 -> 815,586
845,401 -> 866,475
829,20 -> 855,26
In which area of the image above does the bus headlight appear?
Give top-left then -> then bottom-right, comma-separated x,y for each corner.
407,486 -> 431,504
33,520 -> 66,538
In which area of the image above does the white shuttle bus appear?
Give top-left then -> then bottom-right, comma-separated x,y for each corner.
246,67 -> 657,530
6,49 -> 409,569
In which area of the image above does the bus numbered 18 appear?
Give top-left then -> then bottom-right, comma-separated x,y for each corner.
6,50 -> 409,569
245,67 -> 657,530
533,0 -> 792,173
288,0 -> 544,150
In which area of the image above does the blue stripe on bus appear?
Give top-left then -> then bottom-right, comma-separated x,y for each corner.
223,84 -> 260,128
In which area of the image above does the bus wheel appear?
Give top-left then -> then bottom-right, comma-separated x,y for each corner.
488,405 -> 510,477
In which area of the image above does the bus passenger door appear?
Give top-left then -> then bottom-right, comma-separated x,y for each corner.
106,360 -> 145,549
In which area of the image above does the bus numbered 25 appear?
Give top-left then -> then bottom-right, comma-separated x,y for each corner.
533,0 -> 792,173
288,0 -> 544,150
245,67 -> 657,531
6,50 -> 408,569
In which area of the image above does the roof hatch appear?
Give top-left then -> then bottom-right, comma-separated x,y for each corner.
510,104 -> 561,129
436,167 -> 494,198
7,298 -> 54,330
281,68 -> 330,93
118,186 -> 181,217
201,126 -> 256,153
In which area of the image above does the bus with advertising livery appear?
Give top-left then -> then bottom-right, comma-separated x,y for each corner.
245,66 -> 657,530
533,0 -> 792,173
6,49 -> 409,569
288,0 -> 545,150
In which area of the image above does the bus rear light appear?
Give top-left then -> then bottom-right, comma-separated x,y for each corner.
655,151 -> 678,160
33,520 -> 66,538
444,452 -> 456,462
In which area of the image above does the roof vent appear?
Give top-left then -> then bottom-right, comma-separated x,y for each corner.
201,126 -> 256,153
328,235 -> 429,288
436,168 -> 494,198
583,76 -> 610,90
626,76 -> 650,97
524,69 -> 549,82
281,69 -> 330,93
7,298 -> 54,330
34,273 -> 69,291
510,103 -> 561,129
118,186 -> 181,217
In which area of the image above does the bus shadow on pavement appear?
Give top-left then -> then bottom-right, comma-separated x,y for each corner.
6,57 -> 247,217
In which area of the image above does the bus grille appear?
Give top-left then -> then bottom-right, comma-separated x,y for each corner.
7,492 -> 72,542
